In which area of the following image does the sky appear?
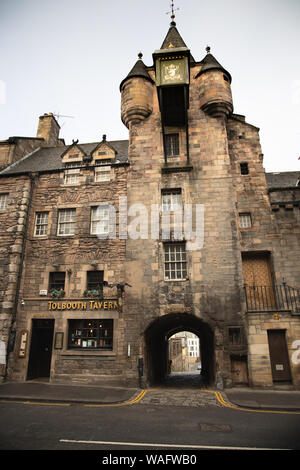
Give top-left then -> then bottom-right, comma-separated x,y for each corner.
0,0 -> 299,173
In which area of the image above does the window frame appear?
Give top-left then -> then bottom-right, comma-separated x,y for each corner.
68,319 -> 114,350
34,211 -> 49,237
94,165 -> 111,182
57,208 -> 76,236
164,242 -> 187,281
64,168 -> 80,185
90,205 -> 110,236
49,271 -> 65,292
165,133 -> 180,157
239,212 -> 252,229
0,193 -> 8,211
161,188 -> 182,212
240,162 -> 249,175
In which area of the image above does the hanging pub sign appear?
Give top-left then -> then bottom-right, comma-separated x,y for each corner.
48,299 -> 120,311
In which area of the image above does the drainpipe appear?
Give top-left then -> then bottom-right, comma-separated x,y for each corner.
4,172 -> 35,380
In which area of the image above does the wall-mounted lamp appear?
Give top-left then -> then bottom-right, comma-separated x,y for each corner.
21,299 -> 25,306
67,268 -> 72,277
52,263 -> 60,268
90,262 -> 98,268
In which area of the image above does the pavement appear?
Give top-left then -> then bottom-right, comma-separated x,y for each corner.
0,379 -> 300,411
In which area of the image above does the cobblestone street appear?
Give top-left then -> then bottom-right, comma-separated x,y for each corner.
138,373 -> 222,407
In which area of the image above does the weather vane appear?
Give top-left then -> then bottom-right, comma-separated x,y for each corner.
166,1 -> 179,24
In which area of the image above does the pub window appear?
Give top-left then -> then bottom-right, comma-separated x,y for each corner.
68,319 -> 113,350
161,188 -> 182,211
57,209 -> 76,236
94,166 -> 111,182
91,205 -> 109,235
165,133 -> 179,157
49,272 -> 65,292
86,270 -> 104,297
0,193 -> 8,211
164,242 -> 187,280
34,212 -> 49,236
239,212 -> 252,229
240,162 -> 249,175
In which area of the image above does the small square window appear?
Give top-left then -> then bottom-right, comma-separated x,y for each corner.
0,193 -> 8,211
34,212 -> 49,236
228,327 -> 242,345
239,213 -> 252,229
240,162 -> 249,175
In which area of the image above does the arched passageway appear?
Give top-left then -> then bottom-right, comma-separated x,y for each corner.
144,313 -> 215,387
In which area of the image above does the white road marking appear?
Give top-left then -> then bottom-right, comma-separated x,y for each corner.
59,439 -> 290,451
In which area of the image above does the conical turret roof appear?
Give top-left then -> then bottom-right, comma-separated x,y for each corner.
158,21 -> 195,62
196,51 -> 231,83
120,54 -> 154,90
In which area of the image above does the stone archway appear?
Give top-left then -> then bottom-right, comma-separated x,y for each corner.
144,313 -> 215,386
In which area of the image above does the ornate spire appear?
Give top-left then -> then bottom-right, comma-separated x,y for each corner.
167,1 -> 179,26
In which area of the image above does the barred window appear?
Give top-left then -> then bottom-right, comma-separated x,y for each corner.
239,213 -> 252,229
164,243 -> 187,280
161,189 -> 182,211
57,209 -> 76,236
0,193 -> 8,211
165,133 -> 179,157
91,206 -> 109,235
34,212 -> 49,236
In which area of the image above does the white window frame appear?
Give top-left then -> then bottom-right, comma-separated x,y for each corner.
57,209 -> 76,236
64,168 -> 80,185
34,212 -> 49,236
162,189 -> 182,211
0,193 -> 8,211
95,166 -> 111,182
164,243 -> 187,280
239,213 -> 252,229
91,205 -> 110,235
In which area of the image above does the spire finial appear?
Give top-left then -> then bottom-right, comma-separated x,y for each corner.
166,1 -> 179,26
138,52 -> 143,60
206,45 -> 211,54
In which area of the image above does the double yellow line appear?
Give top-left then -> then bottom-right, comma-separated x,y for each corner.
84,389 -> 147,408
207,389 -> 300,415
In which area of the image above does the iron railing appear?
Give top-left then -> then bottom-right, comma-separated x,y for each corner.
244,283 -> 300,313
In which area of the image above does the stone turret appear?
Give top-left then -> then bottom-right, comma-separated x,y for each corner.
196,48 -> 233,118
120,54 -> 154,128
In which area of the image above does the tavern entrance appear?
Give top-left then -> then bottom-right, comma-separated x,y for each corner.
27,319 -> 54,380
145,314 -> 214,387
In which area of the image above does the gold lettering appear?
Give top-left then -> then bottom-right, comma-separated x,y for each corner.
98,302 -> 103,309
90,300 -> 95,310
67,303 -> 72,310
61,303 -> 66,310
48,301 -> 52,310
108,301 -> 113,309
114,301 -> 118,309
103,301 -> 108,309
72,303 -> 77,310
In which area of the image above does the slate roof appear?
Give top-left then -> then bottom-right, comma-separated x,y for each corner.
196,53 -> 232,83
0,140 -> 129,176
120,58 -> 154,90
266,171 -> 300,188
159,23 -> 195,62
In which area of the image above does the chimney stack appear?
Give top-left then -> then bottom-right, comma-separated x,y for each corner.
36,113 -> 61,146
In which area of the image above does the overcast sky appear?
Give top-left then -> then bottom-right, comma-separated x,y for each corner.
0,0 -> 299,172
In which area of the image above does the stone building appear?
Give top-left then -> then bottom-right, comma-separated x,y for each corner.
0,21 -> 299,389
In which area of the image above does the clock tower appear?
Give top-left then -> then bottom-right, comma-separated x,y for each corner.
153,20 -> 192,163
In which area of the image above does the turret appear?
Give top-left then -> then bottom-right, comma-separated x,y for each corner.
120,53 -> 154,128
196,47 -> 233,118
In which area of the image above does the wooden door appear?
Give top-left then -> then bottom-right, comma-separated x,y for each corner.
27,319 -> 54,380
242,253 -> 275,309
230,356 -> 249,385
267,330 -> 292,382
